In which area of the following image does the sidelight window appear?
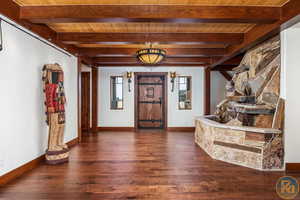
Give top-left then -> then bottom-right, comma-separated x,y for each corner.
110,76 -> 124,110
178,76 -> 192,110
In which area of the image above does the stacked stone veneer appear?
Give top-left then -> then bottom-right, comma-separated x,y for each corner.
195,36 -> 284,170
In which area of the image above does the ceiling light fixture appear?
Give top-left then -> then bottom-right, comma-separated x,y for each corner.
136,43 -> 166,65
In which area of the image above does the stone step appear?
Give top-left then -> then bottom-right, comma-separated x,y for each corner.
228,102 -> 275,115
227,95 -> 255,103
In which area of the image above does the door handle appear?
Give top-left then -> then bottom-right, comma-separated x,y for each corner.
159,97 -> 162,107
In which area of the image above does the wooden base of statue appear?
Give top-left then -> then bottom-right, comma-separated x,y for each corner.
45,113 -> 69,165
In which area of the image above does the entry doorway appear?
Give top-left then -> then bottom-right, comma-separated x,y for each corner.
134,72 -> 168,130
81,72 -> 91,132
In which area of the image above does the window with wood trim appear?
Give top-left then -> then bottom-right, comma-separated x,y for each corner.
110,76 -> 123,110
178,76 -> 192,110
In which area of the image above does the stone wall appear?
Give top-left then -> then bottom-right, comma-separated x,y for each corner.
195,36 -> 284,170
216,36 -> 282,128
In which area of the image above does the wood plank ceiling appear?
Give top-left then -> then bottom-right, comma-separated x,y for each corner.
13,0 -> 289,6
12,0 -> 291,67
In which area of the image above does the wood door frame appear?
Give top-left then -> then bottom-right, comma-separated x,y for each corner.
204,67 -> 211,115
77,58 -> 82,142
81,72 -> 91,132
134,72 -> 168,130
91,68 -> 98,133
78,57 -> 94,142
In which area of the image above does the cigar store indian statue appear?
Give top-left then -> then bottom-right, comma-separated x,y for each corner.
42,64 -> 69,164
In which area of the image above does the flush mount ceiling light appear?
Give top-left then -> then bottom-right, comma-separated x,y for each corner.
136,43 -> 166,65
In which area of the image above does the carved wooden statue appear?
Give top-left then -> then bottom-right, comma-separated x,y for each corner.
42,64 -> 69,164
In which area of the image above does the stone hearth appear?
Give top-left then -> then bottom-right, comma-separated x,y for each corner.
195,116 -> 283,170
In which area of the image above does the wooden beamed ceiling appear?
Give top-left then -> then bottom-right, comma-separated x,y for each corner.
12,0 -> 290,6
58,33 -> 244,45
4,0 -> 300,68
76,44 -> 228,49
19,5 -> 280,24
93,57 -> 212,64
79,48 -> 226,57
48,23 -> 256,34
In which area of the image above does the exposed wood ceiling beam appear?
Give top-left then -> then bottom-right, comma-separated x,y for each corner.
211,54 -> 244,71
79,48 -> 226,57
222,55 -> 244,65
212,55 -> 244,66
75,43 -> 228,49
92,57 -> 212,64
19,5 -> 280,24
95,63 -> 207,67
80,56 -> 93,66
219,71 -> 233,81
58,33 -> 243,45
211,65 -> 237,71
211,0 -> 300,68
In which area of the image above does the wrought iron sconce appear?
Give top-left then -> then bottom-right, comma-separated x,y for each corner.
0,20 -> 3,51
126,71 -> 133,92
170,72 -> 177,92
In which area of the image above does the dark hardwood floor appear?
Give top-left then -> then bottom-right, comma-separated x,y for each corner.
0,131 -> 299,200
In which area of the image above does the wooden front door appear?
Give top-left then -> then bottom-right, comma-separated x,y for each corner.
135,73 -> 167,129
81,72 -> 90,132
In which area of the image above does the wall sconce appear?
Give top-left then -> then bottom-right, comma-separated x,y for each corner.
170,72 -> 177,92
0,20 -> 3,51
126,71 -> 133,92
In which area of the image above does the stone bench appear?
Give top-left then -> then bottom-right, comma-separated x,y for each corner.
194,115 -> 283,170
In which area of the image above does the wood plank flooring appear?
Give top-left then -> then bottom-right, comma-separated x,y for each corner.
0,131 -> 299,200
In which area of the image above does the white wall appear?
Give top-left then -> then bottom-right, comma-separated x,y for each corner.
98,67 -> 204,127
281,23 -> 300,163
210,71 -> 228,113
0,16 -> 78,176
